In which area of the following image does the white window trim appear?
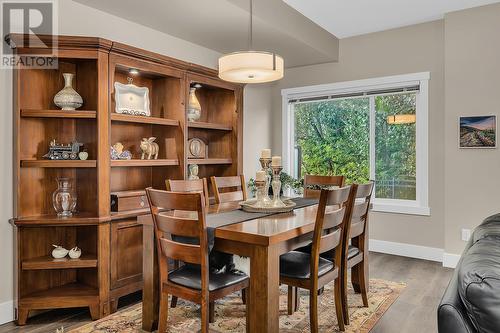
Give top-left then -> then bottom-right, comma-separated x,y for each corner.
281,72 -> 430,216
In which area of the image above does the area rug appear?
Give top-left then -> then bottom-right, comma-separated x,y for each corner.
70,279 -> 405,333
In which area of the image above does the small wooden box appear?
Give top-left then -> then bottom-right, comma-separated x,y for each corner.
110,190 -> 149,212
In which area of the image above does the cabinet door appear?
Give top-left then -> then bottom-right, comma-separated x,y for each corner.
110,219 -> 143,289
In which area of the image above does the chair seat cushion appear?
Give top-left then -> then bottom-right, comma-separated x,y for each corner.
296,243 -> 360,261
280,251 -> 334,279
168,265 -> 248,291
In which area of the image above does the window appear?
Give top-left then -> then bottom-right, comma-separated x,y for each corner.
282,73 -> 430,215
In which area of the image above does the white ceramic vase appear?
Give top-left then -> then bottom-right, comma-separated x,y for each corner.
54,73 -> 83,110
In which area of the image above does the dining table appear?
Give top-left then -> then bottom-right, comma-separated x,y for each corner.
139,200 -> 322,333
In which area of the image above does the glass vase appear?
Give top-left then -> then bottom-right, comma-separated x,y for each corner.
52,178 -> 77,217
53,73 -> 83,110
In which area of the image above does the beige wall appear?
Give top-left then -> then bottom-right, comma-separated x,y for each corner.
444,4 -> 500,254
271,20 -> 446,249
243,84 -> 274,181
0,0 -> 270,321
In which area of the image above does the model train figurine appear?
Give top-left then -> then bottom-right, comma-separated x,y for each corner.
43,139 -> 84,160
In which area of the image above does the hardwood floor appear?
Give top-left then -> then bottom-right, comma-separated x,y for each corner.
0,252 -> 454,333
369,253 -> 453,333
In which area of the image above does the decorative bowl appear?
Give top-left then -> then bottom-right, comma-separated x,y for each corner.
239,198 -> 296,213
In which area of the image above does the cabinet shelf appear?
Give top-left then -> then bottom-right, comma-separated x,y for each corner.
188,121 -> 232,131
188,158 -> 233,165
12,213 -> 105,226
110,159 -> 179,167
20,283 -> 98,305
21,109 -> 97,119
111,113 -> 179,126
21,160 -> 97,168
22,254 -> 98,270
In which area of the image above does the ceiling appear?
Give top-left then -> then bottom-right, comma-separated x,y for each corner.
73,0 -> 340,68
283,0 -> 500,38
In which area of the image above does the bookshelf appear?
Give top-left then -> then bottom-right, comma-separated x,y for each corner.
9,34 -> 243,325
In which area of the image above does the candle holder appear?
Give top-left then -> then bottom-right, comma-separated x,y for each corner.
271,165 -> 286,208
253,180 -> 269,208
259,157 -> 273,205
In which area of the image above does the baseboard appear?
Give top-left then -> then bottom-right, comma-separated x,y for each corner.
369,239 -> 444,263
0,300 -> 14,325
442,253 -> 461,269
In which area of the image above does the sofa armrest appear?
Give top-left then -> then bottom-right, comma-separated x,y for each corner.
438,260 -> 476,333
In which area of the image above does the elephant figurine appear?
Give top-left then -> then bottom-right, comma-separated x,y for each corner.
140,137 -> 159,160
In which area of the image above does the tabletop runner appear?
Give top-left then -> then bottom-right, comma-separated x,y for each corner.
205,197 -> 319,250
172,197 -> 319,252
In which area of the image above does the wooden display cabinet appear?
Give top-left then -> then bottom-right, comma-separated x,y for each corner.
9,34 -> 243,325
107,53 -> 186,308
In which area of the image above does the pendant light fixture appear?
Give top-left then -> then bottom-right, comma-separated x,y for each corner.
218,0 -> 284,83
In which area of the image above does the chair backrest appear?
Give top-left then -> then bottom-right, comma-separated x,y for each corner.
310,186 -> 353,277
304,174 -> 346,199
165,178 -> 210,206
145,188 -> 209,288
210,175 -> 247,204
347,182 -> 374,240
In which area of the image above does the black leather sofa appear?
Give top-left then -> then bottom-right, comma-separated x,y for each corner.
438,214 -> 500,333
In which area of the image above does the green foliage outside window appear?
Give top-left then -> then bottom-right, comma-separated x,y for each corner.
294,98 -> 370,184
294,93 -> 417,200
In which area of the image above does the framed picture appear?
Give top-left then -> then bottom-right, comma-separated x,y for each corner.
459,115 -> 497,148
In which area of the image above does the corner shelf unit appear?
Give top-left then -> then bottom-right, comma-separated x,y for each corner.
10,34 -> 243,326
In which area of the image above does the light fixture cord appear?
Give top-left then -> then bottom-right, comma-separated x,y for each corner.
248,0 -> 253,50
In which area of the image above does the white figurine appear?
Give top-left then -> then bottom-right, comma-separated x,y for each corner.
51,245 -> 69,259
188,164 -> 199,180
68,246 -> 82,259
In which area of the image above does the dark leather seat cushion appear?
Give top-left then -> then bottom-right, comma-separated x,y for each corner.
168,265 -> 248,291
296,243 -> 360,261
280,251 -> 334,279
458,236 -> 500,333
321,245 -> 361,261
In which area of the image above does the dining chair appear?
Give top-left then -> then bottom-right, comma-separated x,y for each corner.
280,186 -> 354,332
340,182 -> 374,325
303,174 -> 346,199
210,175 -> 247,204
145,188 -> 249,333
296,174 -> 346,256
165,178 -> 210,208
164,178 -> 210,308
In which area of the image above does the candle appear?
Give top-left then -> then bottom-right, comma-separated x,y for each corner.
261,149 -> 271,159
256,170 -> 266,182
271,156 -> 281,166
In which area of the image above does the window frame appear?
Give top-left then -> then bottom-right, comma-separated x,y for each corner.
282,72 -> 430,216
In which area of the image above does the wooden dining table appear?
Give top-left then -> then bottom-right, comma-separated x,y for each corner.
139,201 -> 320,333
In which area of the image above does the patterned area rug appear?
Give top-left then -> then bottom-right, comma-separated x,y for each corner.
70,279 -> 405,333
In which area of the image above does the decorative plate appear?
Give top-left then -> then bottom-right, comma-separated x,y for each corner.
114,81 -> 150,116
239,198 -> 296,213
188,138 -> 206,158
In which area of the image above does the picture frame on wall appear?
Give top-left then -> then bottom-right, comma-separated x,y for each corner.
459,115 -> 497,149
